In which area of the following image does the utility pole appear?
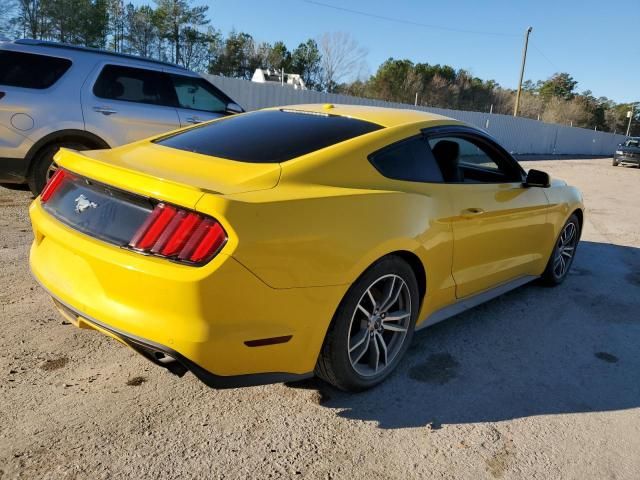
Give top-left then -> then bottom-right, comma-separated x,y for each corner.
626,105 -> 635,136
513,26 -> 533,117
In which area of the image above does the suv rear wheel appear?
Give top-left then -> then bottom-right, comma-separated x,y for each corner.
28,142 -> 91,195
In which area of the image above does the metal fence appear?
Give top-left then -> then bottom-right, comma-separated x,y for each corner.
207,74 -> 625,156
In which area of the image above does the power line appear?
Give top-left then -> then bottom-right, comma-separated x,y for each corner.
300,0 -> 520,38
531,43 -> 559,71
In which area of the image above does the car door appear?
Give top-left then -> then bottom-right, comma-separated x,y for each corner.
368,134 -> 457,321
425,128 -> 551,299
81,63 -> 180,146
166,72 -> 233,127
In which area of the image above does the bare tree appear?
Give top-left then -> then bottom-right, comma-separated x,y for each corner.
14,0 -> 49,39
317,32 -> 367,92
0,1 -> 17,38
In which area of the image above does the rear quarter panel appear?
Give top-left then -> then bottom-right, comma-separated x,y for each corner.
195,120 -> 459,322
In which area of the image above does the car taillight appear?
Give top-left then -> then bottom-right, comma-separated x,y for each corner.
40,169 -> 68,202
129,203 -> 227,265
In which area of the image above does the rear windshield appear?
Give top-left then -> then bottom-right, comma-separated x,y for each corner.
0,51 -> 72,89
155,109 -> 383,163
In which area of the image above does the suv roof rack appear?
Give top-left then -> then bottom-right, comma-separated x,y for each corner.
14,39 -> 190,71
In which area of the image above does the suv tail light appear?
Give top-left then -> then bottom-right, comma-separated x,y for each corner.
129,203 -> 227,265
39,168 -> 227,266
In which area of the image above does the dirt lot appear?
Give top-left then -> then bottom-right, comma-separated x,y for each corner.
1,158 -> 639,479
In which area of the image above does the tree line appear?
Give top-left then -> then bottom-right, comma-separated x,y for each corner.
1,0 -> 637,135
342,62 -> 638,135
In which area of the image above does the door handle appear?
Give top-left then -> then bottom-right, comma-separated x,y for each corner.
461,207 -> 485,218
93,106 -> 117,115
185,116 -> 202,124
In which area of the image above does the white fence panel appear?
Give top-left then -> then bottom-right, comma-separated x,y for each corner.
207,75 -> 626,155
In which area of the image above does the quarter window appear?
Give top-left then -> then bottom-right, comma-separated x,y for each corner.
169,75 -> 227,113
369,137 -> 444,183
0,51 -> 71,89
93,65 -> 175,107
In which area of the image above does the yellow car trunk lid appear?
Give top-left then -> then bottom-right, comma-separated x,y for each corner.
55,143 -> 281,208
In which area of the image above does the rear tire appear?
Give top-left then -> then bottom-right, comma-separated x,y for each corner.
541,214 -> 580,286
316,256 -> 419,392
28,142 -> 89,195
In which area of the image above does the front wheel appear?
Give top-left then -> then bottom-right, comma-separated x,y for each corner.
612,158 -> 619,166
316,256 -> 419,392
541,214 -> 580,285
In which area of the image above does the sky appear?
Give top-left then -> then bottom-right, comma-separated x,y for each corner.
189,0 -> 637,103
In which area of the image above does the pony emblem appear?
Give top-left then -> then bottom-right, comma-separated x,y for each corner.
74,194 -> 98,214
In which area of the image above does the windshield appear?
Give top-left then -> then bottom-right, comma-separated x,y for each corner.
624,139 -> 640,148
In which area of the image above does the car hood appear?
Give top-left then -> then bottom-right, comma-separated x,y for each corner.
617,146 -> 640,153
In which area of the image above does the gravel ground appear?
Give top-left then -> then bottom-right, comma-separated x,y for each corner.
1,158 -> 639,479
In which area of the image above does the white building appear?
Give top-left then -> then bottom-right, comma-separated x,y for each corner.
251,68 -> 307,90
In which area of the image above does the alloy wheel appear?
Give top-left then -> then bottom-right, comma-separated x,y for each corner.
347,274 -> 412,377
46,161 -> 59,182
553,221 -> 578,278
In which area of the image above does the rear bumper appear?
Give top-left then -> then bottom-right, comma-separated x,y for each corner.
29,199 -> 347,384
46,292 -> 312,388
0,157 -> 29,183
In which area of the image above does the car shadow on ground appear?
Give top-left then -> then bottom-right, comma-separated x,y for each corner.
288,240 -> 640,429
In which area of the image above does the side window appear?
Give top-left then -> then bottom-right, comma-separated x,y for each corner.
169,75 -> 227,113
93,65 -> 175,107
427,136 -> 520,183
0,51 -> 71,89
369,136 -> 444,183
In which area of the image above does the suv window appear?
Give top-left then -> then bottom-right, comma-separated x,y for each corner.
93,65 -> 175,107
0,51 -> 72,89
169,75 -> 227,113
369,136 -> 444,183
155,109 -> 383,163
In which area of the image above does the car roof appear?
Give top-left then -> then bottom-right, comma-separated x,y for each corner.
269,104 -> 458,128
8,39 -> 190,72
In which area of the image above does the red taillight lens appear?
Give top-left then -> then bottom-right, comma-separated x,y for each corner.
129,203 -> 177,250
40,169 -> 67,202
129,203 -> 227,265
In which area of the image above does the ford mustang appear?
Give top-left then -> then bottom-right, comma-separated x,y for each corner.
29,104 -> 584,391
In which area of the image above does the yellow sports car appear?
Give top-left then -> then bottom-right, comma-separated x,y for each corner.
29,104 -> 583,391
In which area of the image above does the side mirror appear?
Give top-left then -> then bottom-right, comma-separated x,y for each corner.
524,169 -> 550,188
226,102 -> 244,114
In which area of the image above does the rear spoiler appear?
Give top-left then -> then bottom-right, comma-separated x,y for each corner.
54,148 -> 205,209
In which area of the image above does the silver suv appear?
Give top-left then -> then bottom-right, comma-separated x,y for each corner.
0,39 -> 243,193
